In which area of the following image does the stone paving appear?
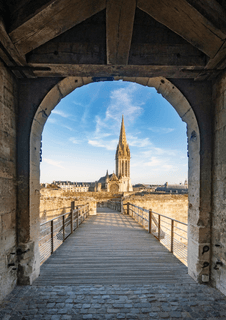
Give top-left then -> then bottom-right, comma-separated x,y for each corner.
1,283 -> 226,320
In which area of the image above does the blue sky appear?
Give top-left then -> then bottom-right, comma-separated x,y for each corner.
40,81 -> 188,184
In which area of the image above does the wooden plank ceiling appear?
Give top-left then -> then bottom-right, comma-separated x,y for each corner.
1,0 -> 226,80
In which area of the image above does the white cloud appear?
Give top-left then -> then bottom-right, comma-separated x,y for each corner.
141,148 -> 177,158
69,137 -> 80,144
131,161 -> 145,168
88,139 -> 118,151
52,110 -> 69,118
89,83 -> 145,145
43,158 -> 65,169
106,83 -> 143,123
144,157 -> 162,167
149,127 -> 175,134
62,125 -> 73,131
48,118 -> 57,124
72,101 -> 83,106
143,156 -> 177,171
162,164 -> 175,170
127,135 -> 151,148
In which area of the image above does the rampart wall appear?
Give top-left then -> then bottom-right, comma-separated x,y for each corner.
40,189 -> 122,221
0,62 -> 17,300
40,189 -> 188,223
123,194 -> 188,223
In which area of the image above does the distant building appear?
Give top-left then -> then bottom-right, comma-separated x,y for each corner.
95,116 -> 133,193
52,181 -> 90,192
156,181 -> 188,194
133,184 -> 157,192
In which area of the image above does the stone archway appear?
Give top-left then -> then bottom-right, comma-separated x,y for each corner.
30,76 -> 201,282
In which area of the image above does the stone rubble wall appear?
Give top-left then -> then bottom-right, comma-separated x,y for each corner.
0,61 -> 17,301
123,194 -> 188,223
123,194 -> 188,245
40,190 -> 97,221
212,72 -> 226,295
40,189 -> 122,221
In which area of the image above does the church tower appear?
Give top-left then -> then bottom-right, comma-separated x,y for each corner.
115,116 -> 133,191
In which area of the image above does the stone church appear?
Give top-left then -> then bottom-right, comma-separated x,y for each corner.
97,116 -> 133,193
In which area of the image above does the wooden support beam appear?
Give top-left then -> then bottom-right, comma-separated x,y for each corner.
137,0 -> 224,58
106,0 -> 136,65
9,0 -> 106,56
194,41 -> 226,80
205,42 -> 226,70
0,16 -> 36,78
0,17 -> 26,66
29,62 -> 208,79
185,0 -> 226,35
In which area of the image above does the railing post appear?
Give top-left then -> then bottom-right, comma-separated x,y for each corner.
121,199 -> 123,214
71,201 -> 75,233
63,215 -> 65,241
142,208 -> 144,228
127,202 -> 129,215
76,206 -> 78,228
78,207 -> 80,226
51,220 -> 54,254
171,220 -> 174,253
148,209 -> 152,234
158,215 -> 160,240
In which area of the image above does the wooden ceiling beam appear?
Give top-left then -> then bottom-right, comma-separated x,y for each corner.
29,62 -> 208,79
106,0 -> 136,65
137,0 -> 225,58
8,0 -> 106,56
185,0 -> 226,36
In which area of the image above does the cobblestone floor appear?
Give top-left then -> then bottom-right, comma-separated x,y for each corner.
1,283 -> 226,320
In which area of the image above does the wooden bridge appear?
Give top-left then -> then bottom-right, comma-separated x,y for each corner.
35,207 -> 193,286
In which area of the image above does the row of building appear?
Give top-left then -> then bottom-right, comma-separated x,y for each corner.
42,180 -> 188,194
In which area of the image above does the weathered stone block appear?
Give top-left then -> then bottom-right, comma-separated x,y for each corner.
0,178 -> 16,215
0,157 -> 16,180
0,129 -> 16,161
0,102 -> 16,137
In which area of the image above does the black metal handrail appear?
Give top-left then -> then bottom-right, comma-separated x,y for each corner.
39,202 -> 89,265
127,203 -> 188,266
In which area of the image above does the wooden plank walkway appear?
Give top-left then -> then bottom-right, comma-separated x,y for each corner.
34,208 -> 194,286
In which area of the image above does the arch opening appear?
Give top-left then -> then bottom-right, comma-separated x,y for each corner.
30,76 -> 200,281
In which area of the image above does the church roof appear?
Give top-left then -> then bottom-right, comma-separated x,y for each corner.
98,173 -> 113,184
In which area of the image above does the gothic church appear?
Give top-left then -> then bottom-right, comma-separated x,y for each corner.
97,116 -> 133,193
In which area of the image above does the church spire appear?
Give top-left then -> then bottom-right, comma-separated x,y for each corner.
115,115 -> 130,178
119,115 -> 127,146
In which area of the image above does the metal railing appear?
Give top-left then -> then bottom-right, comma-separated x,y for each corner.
107,200 -> 121,212
39,202 -> 89,265
127,203 -> 188,266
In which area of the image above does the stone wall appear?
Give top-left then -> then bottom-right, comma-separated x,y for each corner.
0,61 -> 17,301
40,189 -> 98,221
212,72 -> 226,295
123,194 -> 188,223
